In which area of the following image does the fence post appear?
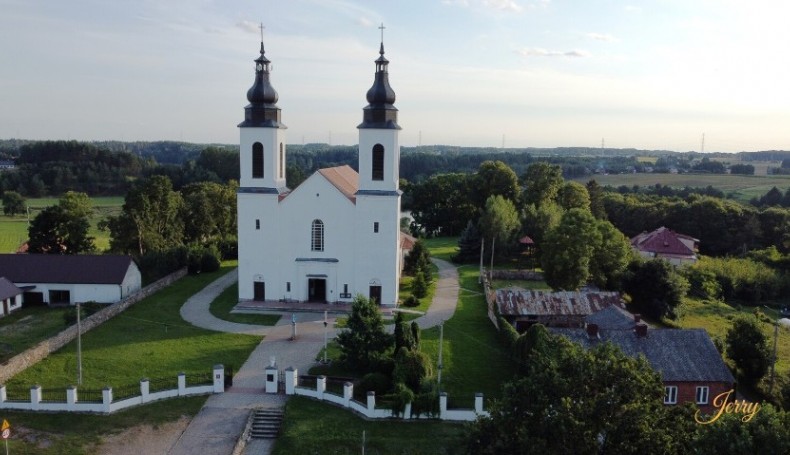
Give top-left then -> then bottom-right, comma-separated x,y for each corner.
66,386 -> 77,409
366,391 -> 376,416
317,376 -> 327,400
102,387 -> 113,413
30,385 -> 42,410
178,372 -> 186,396
404,402 -> 412,420
475,393 -> 484,414
265,365 -> 278,394
0,384 -> 6,403
213,364 -> 224,393
439,392 -> 448,420
343,382 -> 353,407
284,367 -> 297,395
140,378 -> 150,403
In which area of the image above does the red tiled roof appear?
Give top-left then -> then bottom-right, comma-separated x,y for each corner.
630,226 -> 695,257
400,232 -> 416,250
519,235 -> 535,245
318,165 -> 359,203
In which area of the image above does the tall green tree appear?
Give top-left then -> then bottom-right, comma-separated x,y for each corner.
473,160 -> 520,207
2,191 -> 25,216
623,259 -> 689,320
27,192 -> 94,254
541,208 -> 602,290
103,175 -> 184,255
725,315 -> 771,386
557,181 -> 590,211
522,162 -> 563,207
409,173 -> 476,236
479,195 -> 521,258
181,181 -> 237,244
586,179 -> 606,219
520,201 -> 563,247
454,220 -> 482,263
465,333 -> 696,455
336,295 -> 393,372
694,403 -> 790,455
589,220 -> 632,289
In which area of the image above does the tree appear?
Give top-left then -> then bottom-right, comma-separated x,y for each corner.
557,181 -> 590,211
454,220 -> 482,263
2,191 -> 25,216
522,162 -> 563,207
394,312 -> 416,353
541,208 -> 602,290
336,295 -> 393,372
465,333 -> 695,455
589,220 -> 632,289
181,181 -> 237,244
586,179 -> 606,219
404,239 -> 430,276
473,160 -> 520,207
623,259 -> 689,320
409,173 -> 476,236
27,192 -> 95,254
412,266 -> 428,298
478,195 -> 520,258
520,201 -> 563,248
693,403 -> 790,455
103,175 -> 184,255
725,315 -> 771,386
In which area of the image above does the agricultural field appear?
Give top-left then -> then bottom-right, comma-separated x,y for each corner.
0,196 -> 123,253
578,172 -> 790,204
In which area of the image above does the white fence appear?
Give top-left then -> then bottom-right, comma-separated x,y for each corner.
282,367 -> 488,422
0,364 -> 224,414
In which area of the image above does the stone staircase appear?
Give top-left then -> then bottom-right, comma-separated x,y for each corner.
250,408 -> 284,439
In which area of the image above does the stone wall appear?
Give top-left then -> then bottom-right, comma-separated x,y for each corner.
490,269 -> 544,281
0,268 -> 188,384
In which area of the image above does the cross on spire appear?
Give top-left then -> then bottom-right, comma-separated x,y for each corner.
378,23 -> 385,44
259,22 -> 265,43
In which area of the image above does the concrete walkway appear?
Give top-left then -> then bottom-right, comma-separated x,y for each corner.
169,258 -> 459,455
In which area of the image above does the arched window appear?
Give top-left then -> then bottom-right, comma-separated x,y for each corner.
311,219 -> 324,251
252,142 -> 264,178
372,144 -> 384,181
279,143 -> 284,179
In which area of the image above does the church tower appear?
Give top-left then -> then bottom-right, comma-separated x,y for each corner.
354,33 -> 402,306
238,41 -> 287,191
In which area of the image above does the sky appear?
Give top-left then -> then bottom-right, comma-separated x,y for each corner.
1,0 -> 789,152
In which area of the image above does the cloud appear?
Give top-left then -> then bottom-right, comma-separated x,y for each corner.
516,47 -> 591,58
235,20 -> 260,35
586,32 -> 616,42
483,0 -> 523,12
356,16 -> 374,27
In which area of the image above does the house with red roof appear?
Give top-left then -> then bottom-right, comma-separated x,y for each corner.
630,226 -> 698,266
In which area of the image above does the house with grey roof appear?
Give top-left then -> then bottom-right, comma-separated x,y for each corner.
0,254 -> 141,305
496,288 -> 624,331
553,321 -> 735,412
0,277 -> 22,317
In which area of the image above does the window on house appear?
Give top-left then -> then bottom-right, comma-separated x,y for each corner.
311,219 -> 324,251
252,142 -> 264,178
664,386 -> 678,404
695,386 -> 709,405
340,283 -> 350,298
374,222 -> 379,233
279,143 -> 284,179
372,144 -> 384,181
255,219 -> 260,230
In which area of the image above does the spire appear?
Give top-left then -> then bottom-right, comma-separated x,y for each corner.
239,33 -> 285,129
358,24 -> 399,130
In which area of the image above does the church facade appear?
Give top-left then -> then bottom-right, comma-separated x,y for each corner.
236,39 -> 402,306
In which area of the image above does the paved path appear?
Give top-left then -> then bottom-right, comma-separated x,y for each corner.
169,258 -> 459,455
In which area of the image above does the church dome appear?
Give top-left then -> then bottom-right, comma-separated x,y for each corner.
246,43 -> 279,105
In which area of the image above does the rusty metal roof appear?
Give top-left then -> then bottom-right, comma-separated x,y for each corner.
496,288 -> 624,317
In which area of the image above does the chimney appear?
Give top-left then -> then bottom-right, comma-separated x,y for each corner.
635,323 -> 648,338
634,313 -> 641,324
586,323 -> 599,339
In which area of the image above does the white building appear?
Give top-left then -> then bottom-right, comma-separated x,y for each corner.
0,277 -> 22,317
237,40 -> 402,306
0,254 -> 141,305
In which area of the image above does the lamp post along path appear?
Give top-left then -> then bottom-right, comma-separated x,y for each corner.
323,310 -> 328,364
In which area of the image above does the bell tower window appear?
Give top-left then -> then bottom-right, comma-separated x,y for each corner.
372,144 -> 384,181
252,142 -> 264,178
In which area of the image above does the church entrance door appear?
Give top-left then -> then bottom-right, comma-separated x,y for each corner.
369,286 -> 382,305
308,278 -> 327,303
253,281 -> 265,301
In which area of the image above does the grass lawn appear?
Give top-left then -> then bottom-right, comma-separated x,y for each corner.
396,263 -> 439,322
678,297 -> 789,397
421,236 -> 458,262
272,396 -> 465,455
5,264 -> 262,391
0,196 -> 123,252
0,306 -> 72,363
210,282 -> 281,326
2,395 -> 206,454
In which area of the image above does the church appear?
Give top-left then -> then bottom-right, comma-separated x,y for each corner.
236,37 -> 402,306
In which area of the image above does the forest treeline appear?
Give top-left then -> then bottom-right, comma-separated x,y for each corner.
1,139 -> 786,197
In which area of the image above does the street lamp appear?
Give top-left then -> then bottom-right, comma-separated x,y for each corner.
323,310 -> 329,364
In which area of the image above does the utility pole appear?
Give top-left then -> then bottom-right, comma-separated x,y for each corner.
323,310 -> 328,364
77,302 -> 82,385
769,317 -> 779,395
701,133 -> 705,153
479,238 -> 485,284
437,322 -> 444,389
489,237 -> 495,281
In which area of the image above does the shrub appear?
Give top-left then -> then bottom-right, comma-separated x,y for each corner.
217,236 -> 238,260
358,372 -> 392,396
497,316 -> 519,350
412,268 -> 428,298
200,245 -> 221,273
139,245 -> 188,282
403,295 -> 419,307
394,347 -> 433,392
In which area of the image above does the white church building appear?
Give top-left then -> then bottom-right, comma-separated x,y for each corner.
237,38 -> 402,306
